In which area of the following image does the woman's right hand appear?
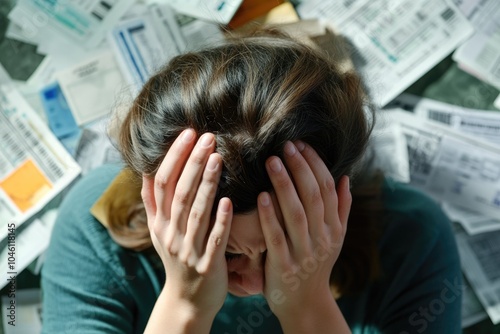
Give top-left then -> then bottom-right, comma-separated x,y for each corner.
141,129 -> 233,319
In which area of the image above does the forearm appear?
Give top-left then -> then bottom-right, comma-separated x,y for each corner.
144,288 -> 215,334
279,294 -> 351,334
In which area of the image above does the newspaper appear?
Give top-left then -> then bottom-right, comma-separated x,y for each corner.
109,4 -> 186,95
461,273 -> 489,328
0,65 -> 80,242
452,0 -> 500,90
444,203 -> 500,235
455,226 -> 500,324
8,0 -> 134,49
382,109 -> 500,221
297,0 -> 474,106
387,97 -> 500,233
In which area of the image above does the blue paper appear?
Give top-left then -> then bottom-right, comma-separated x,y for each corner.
40,82 -> 80,139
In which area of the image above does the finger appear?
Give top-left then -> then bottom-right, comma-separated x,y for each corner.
202,198 -> 233,271
184,153 -> 222,255
266,156 -> 309,252
294,141 -> 339,230
257,192 -> 289,264
154,129 -> 196,219
141,175 -> 156,230
282,141 -> 324,236
337,175 -> 352,233
170,133 -> 215,235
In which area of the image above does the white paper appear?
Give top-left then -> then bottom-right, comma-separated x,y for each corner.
75,119 -> 122,175
452,0 -> 500,90
382,109 -> 500,220
369,118 -> 410,183
495,94 -> 500,110
9,0 -> 134,49
455,227 -> 500,324
298,0 -> 474,106
393,94 -> 500,146
461,274 -> 489,328
56,51 -> 126,125
165,0 -> 243,24
443,203 -> 500,235
179,16 -> 225,51
0,65 -> 81,242
109,4 -> 186,95
5,22 -> 39,45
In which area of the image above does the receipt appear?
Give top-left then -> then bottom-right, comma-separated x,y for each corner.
57,51 -> 125,125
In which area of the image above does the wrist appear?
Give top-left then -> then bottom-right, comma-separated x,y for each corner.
145,287 -> 217,334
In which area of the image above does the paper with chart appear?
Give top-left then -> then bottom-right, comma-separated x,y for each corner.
0,65 -> 80,242
297,0 -> 474,106
382,109 -> 500,221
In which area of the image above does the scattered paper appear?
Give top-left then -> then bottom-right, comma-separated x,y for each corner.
382,109 -> 500,220
455,227 -> 500,324
452,0 -> 500,90
297,0 -> 474,106
0,65 -> 81,242
56,51 -> 126,125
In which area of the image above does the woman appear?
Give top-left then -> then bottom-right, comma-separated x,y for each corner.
41,30 -> 462,333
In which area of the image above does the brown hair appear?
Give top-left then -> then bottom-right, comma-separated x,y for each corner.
114,30 -> 383,295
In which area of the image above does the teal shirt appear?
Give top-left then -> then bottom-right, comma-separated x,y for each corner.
41,165 -> 462,333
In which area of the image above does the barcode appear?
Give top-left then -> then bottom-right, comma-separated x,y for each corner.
440,8 -> 455,21
14,118 -> 64,183
91,0 -> 115,21
1,131 -> 27,164
428,110 -> 452,125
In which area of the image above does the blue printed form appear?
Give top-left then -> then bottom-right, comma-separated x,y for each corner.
40,83 -> 80,139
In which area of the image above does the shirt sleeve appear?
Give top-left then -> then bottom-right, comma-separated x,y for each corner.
41,165 -> 137,334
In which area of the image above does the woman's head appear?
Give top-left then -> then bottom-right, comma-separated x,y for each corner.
116,30 -> 376,296
119,30 -> 373,214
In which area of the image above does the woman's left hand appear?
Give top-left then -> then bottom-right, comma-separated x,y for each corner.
257,141 -> 352,323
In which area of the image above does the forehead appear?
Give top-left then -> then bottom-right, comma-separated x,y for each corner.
227,210 -> 263,250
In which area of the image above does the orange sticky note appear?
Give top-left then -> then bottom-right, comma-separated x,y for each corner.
0,159 -> 52,212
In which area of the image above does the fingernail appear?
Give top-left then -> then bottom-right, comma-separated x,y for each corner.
182,129 -> 195,143
220,198 -> 231,212
295,141 -> 305,152
269,158 -> 282,173
207,155 -> 219,171
201,134 -> 213,147
284,141 -> 296,156
260,193 -> 270,206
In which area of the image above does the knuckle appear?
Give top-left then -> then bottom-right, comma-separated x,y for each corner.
174,188 -> 190,206
324,175 -> 336,195
310,188 -> 323,205
270,232 -> 285,247
290,208 -> 306,224
188,208 -> 203,226
154,174 -> 169,190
